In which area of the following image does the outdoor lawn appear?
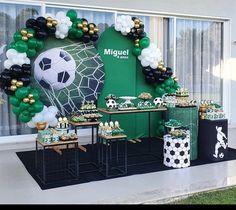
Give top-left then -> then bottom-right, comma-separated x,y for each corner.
173,187 -> 236,204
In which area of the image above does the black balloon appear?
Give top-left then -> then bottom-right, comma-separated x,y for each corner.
22,64 -> 31,71
47,26 -> 56,35
4,87 -> 14,95
81,34 -> 91,43
166,67 -> 173,76
153,70 -> 162,79
36,16 -> 47,28
26,18 -> 37,29
90,34 -> 99,42
156,77 -> 165,84
136,28 -> 144,34
145,75 -> 156,84
132,17 -> 137,21
0,72 -> 12,84
138,32 -> 146,39
10,65 -> 23,78
18,76 -> 30,86
36,29 -> 47,39
142,67 -> 152,75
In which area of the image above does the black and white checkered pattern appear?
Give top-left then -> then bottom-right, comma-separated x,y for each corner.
163,134 -> 190,168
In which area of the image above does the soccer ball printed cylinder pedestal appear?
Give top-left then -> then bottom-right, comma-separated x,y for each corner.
198,119 -> 228,161
163,134 -> 190,168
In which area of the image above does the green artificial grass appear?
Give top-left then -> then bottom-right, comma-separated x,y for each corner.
173,187 -> 236,204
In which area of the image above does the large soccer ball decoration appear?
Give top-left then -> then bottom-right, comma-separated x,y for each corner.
31,39 -> 105,115
34,48 -> 76,91
106,99 -> 117,109
153,97 -> 163,107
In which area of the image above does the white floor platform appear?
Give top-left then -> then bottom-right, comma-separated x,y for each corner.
0,129 -> 235,204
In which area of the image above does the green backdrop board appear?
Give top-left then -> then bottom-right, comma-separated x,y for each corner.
97,27 -> 160,139
167,107 -> 198,160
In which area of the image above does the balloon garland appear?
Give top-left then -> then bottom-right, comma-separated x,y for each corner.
114,15 -> 180,96
0,9 -> 99,127
115,15 -> 181,136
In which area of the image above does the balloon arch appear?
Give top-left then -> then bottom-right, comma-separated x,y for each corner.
0,10 -> 180,131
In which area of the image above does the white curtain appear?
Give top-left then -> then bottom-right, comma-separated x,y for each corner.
0,3 -> 40,136
175,19 -> 223,104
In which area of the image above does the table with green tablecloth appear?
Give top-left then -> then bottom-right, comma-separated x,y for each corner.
166,106 -> 198,160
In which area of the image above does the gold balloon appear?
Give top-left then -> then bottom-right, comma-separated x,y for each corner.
134,43 -> 140,48
52,20 -> 58,26
20,30 -> 27,36
159,61 -> 165,66
27,33 -> 33,38
29,99 -> 36,104
82,21 -> 88,26
134,23 -> 140,29
10,85 -> 17,91
134,19 -> 140,24
158,64 -> 163,69
47,17 -> 53,22
89,30 -> 94,35
23,98 -> 30,103
162,67 -> 167,72
77,23 -> 83,28
16,81 -> 23,87
36,122 -> 47,130
89,24 -> 95,29
94,28 -> 99,33
134,39 -> 140,44
46,22 -> 52,28
22,36 -> 28,41
82,27 -> 89,32
11,79 -> 17,85
28,94 -> 34,98
139,21 -> 144,26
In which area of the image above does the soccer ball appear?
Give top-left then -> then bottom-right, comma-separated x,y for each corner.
153,97 -> 163,107
34,48 -> 76,91
106,99 -> 117,109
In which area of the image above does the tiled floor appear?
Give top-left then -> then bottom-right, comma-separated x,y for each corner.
0,129 -> 236,204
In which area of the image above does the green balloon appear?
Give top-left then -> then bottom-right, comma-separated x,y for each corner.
15,87 -> 29,99
30,89 -> 40,101
22,110 -> 30,116
26,28 -> 35,36
155,86 -> 165,96
15,40 -> 28,53
165,86 -> 170,91
14,31 -> 22,42
28,106 -> 35,112
75,29 -> 83,38
74,18 -> 83,26
132,47 -> 142,56
33,101 -> 44,113
19,102 -> 30,111
161,83 -> 166,88
169,88 -> 176,94
69,27 -> 77,35
28,38 -> 37,49
27,48 -> 37,58
36,40 -> 44,51
9,96 -> 21,107
66,9 -> 77,21
19,113 -> 31,123
139,37 -> 150,48
12,106 -> 21,116
30,112 -> 36,117
8,42 -> 16,49
164,78 -> 174,87
173,81 -> 180,89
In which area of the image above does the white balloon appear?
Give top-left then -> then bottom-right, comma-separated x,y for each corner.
6,49 -> 17,59
121,31 -> 127,35
42,106 -> 48,114
141,59 -> 149,67
48,106 -> 58,115
24,57 -> 30,64
43,112 -> 55,123
55,31 -> 60,36
32,113 -> 44,123
4,60 -> 12,69
27,121 -> 36,128
18,58 -> 24,65
12,58 -> 18,64
59,24 -> 68,34
49,118 -> 58,127
150,61 -> 158,69
125,27 -> 131,33
18,52 -> 26,59
56,11 -> 66,19
59,33 -> 66,39
141,48 -> 149,57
